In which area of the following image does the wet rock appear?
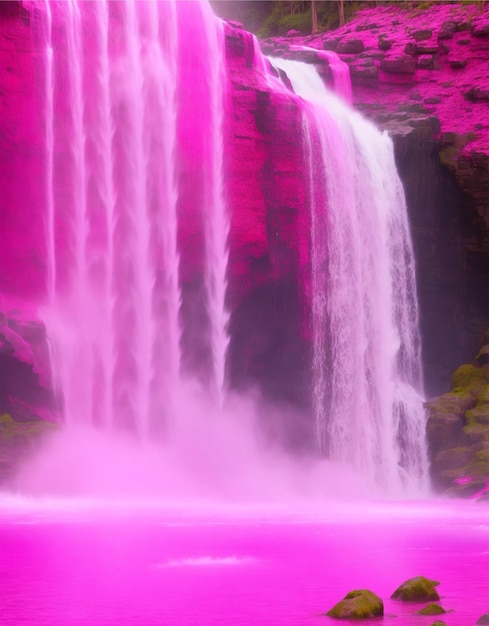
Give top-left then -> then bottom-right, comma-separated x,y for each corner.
378,35 -> 393,51
391,577 -> 440,602
477,614 -> 489,625
426,413 -> 467,452
417,54 -> 434,69
449,58 -> 467,69
464,86 -> 489,102
425,392 -> 476,415
438,21 -> 457,40
412,29 -> 432,42
424,96 -> 441,104
417,603 -> 448,615
405,42 -> 417,56
0,412 -> 58,486
432,446 -> 474,473
429,622 -> 448,626
416,41 -> 440,54
322,38 -> 341,51
349,60 -> 378,83
471,19 -> 489,38
326,589 -> 383,619
380,55 -> 416,74
336,38 -> 364,54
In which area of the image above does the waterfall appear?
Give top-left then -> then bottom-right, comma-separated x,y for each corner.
271,58 -> 428,492
41,0 -> 230,433
37,0 -> 427,493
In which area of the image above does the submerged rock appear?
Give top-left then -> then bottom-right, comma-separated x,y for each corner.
326,589 -> 383,619
391,576 -> 440,602
417,603 -> 448,615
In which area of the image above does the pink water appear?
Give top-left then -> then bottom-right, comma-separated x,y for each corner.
0,500 -> 487,625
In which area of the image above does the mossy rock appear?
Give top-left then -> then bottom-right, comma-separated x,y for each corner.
477,385 -> 489,406
0,413 -> 58,458
431,446 -> 474,473
463,423 -> 489,444
326,589 -> 383,619
417,603 -> 447,615
426,413 -> 467,452
429,622 -> 448,626
452,363 -> 487,396
425,393 -> 476,417
477,614 -> 489,625
466,449 -> 489,477
445,477 -> 487,497
466,405 -> 489,426
391,576 -> 440,602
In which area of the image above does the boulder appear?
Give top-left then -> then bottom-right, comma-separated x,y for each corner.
417,603 -> 447,615
380,55 -> 416,74
429,622 -> 448,626
431,447 -> 474,473
326,589 -> 383,619
417,55 -> 434,69
425,392 -> 476,415
477,614 -> 489,625
426,413 -> 467,452
412,29 -> 432,42
438,21 -> 457,40
391,576 -> 440,602
336,38 -> 364,54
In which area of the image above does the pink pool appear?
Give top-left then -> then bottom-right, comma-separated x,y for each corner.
0,499 -> 487,625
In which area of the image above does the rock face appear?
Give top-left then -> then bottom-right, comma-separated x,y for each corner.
326,589 -> 384,619
391,576 -> 441,602
425,336 -> 489,497
0,413 -> 58,485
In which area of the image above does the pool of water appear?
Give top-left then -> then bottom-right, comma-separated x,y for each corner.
0,498 -> 487,625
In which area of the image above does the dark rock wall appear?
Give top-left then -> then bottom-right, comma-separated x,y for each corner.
392,125 -> 487,397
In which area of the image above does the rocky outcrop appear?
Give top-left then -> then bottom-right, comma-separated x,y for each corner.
425,335 -> 489,498
0,413 -> 58,485
326,589 -> 384,619
391,576 -> 441,602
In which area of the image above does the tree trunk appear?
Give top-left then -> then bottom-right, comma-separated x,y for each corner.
338,0 -> 345,27
311,0 -> 319,33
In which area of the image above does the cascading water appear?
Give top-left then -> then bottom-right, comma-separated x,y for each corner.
36,0 -> 427,494
41,0 -> 229,434
271,58 -> 428,493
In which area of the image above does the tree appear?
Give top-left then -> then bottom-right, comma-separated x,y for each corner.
338,0 -> 345,27
311,0 -> 318,33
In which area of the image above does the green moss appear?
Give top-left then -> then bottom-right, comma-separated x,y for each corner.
417,603 -> 447,615
466,405 -> 489,426
452,364 -> 486,396
477,385 -> 489,406
463,423 -> 489,443
0,413 -> 58,449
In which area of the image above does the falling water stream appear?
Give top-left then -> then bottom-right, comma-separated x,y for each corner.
270,58 -> 428,493
35,0 -> 429,493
